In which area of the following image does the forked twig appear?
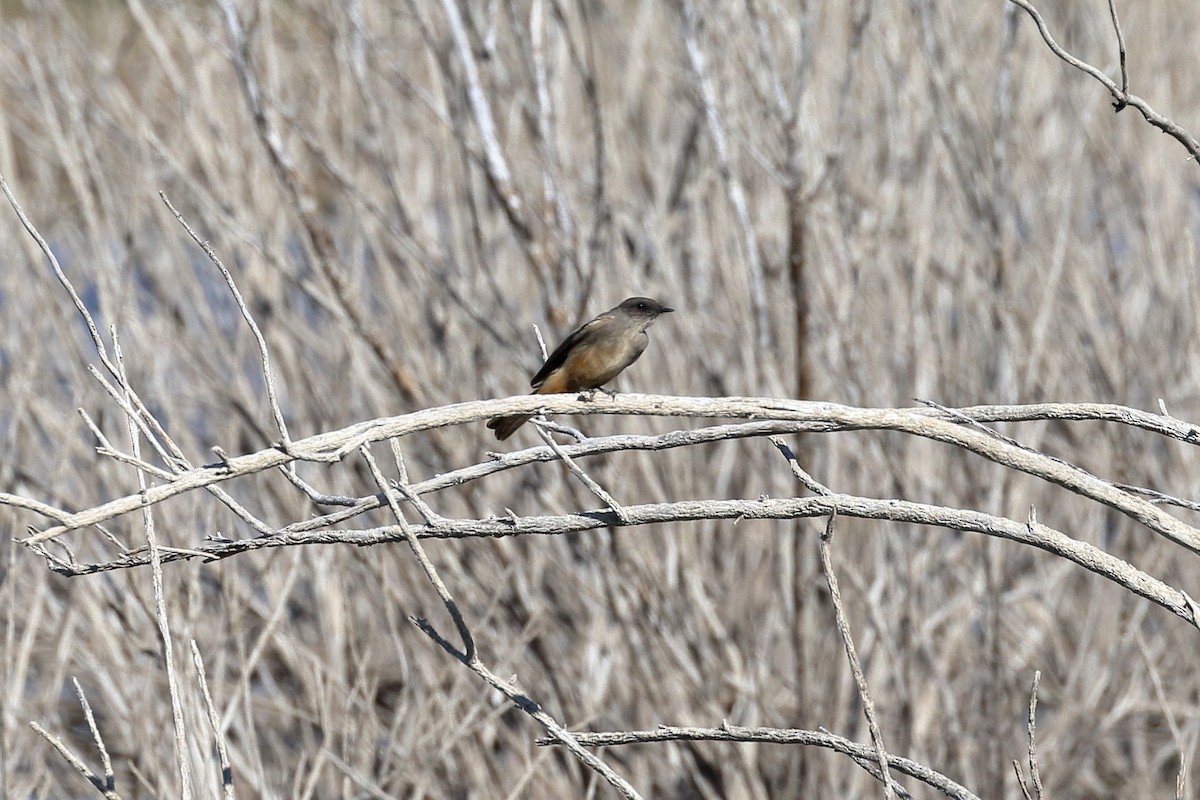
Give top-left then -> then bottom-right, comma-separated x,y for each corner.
1008,0 -> 1200,161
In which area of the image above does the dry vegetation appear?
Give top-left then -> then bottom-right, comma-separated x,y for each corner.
2,0 -> 1200,797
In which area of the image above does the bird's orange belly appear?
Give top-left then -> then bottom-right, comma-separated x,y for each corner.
539,346 -> 630,393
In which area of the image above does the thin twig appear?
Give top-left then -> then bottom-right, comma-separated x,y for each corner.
387,440 -> 447,528
1008,0 -> 1200,161
190,640 -> 236,800
71,678 -> 119,800
439,0 -> 534,245
562,0 -> 609,285
819,512 -> 896,800
529,0 -> 573,248
360,443 -> 473,659
1026,670 -> 1044,799
0,174 -> 116,376
1106,0 -> 1128,97
769,436 -> 832,495
1013,760 -> 1035,800
113,331 -> 193,800
538,723 -> 980,800
215,0 -> 425,405
359,443 -> 643,798
29,721 -> 126,800
160,192 -> 291,446
534,419 -> 630,523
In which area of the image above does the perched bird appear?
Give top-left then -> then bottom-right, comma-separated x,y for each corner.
487,296 -> 674,440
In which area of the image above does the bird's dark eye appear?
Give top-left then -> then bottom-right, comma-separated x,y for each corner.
637,301 -> 649,310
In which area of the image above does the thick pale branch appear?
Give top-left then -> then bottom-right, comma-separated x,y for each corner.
0,493 -> 73,523
19,397 -> 1200,553
37,493 -> 1197,628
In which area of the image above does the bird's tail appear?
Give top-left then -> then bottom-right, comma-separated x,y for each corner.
486,413 -> 535,441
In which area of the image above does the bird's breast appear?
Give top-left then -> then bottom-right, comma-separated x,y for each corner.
541,328 -> 648,392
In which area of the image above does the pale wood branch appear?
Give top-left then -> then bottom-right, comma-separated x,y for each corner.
20,397 -> 1200,556
537,723 -> 982,800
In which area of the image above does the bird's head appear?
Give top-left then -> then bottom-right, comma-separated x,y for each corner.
617,296 -> 674,326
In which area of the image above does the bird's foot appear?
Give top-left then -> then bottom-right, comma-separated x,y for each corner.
577,387 -> 618,402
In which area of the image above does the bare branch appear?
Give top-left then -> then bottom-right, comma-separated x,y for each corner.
214,0 -> 426,405
1008,0 -> 1200,161
537,723 -> 981,800
360,442 -> 643,797
29,720 -> 126,800
1025,670 -> 1044,800
533,419 -> 629,524
1106,0 -> 1128,96
70,679 -> 121,800
819,513 -> 897,799
0,174 -> 116,376
113,332 -> 193,800
360,442 -> 474,659
160,192 -> 291,446
190,641 -> 236,800
20,398 -> 1200,556
36,490 -> 1198,630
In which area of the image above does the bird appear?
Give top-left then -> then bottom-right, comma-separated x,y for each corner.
487,296 -> 674,440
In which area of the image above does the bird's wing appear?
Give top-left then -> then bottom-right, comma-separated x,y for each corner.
529,313 -> 611,389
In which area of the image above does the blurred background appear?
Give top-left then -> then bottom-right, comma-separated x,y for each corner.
3,1 -> 1200,797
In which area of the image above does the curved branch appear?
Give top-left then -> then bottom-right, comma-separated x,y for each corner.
20,397 -> 1200,554
537,723 -> 981,800
1008,0 -> 1200,162
36,492 -> 1198,629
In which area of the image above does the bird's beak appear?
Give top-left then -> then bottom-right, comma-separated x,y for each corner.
661,306 -> 674,314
